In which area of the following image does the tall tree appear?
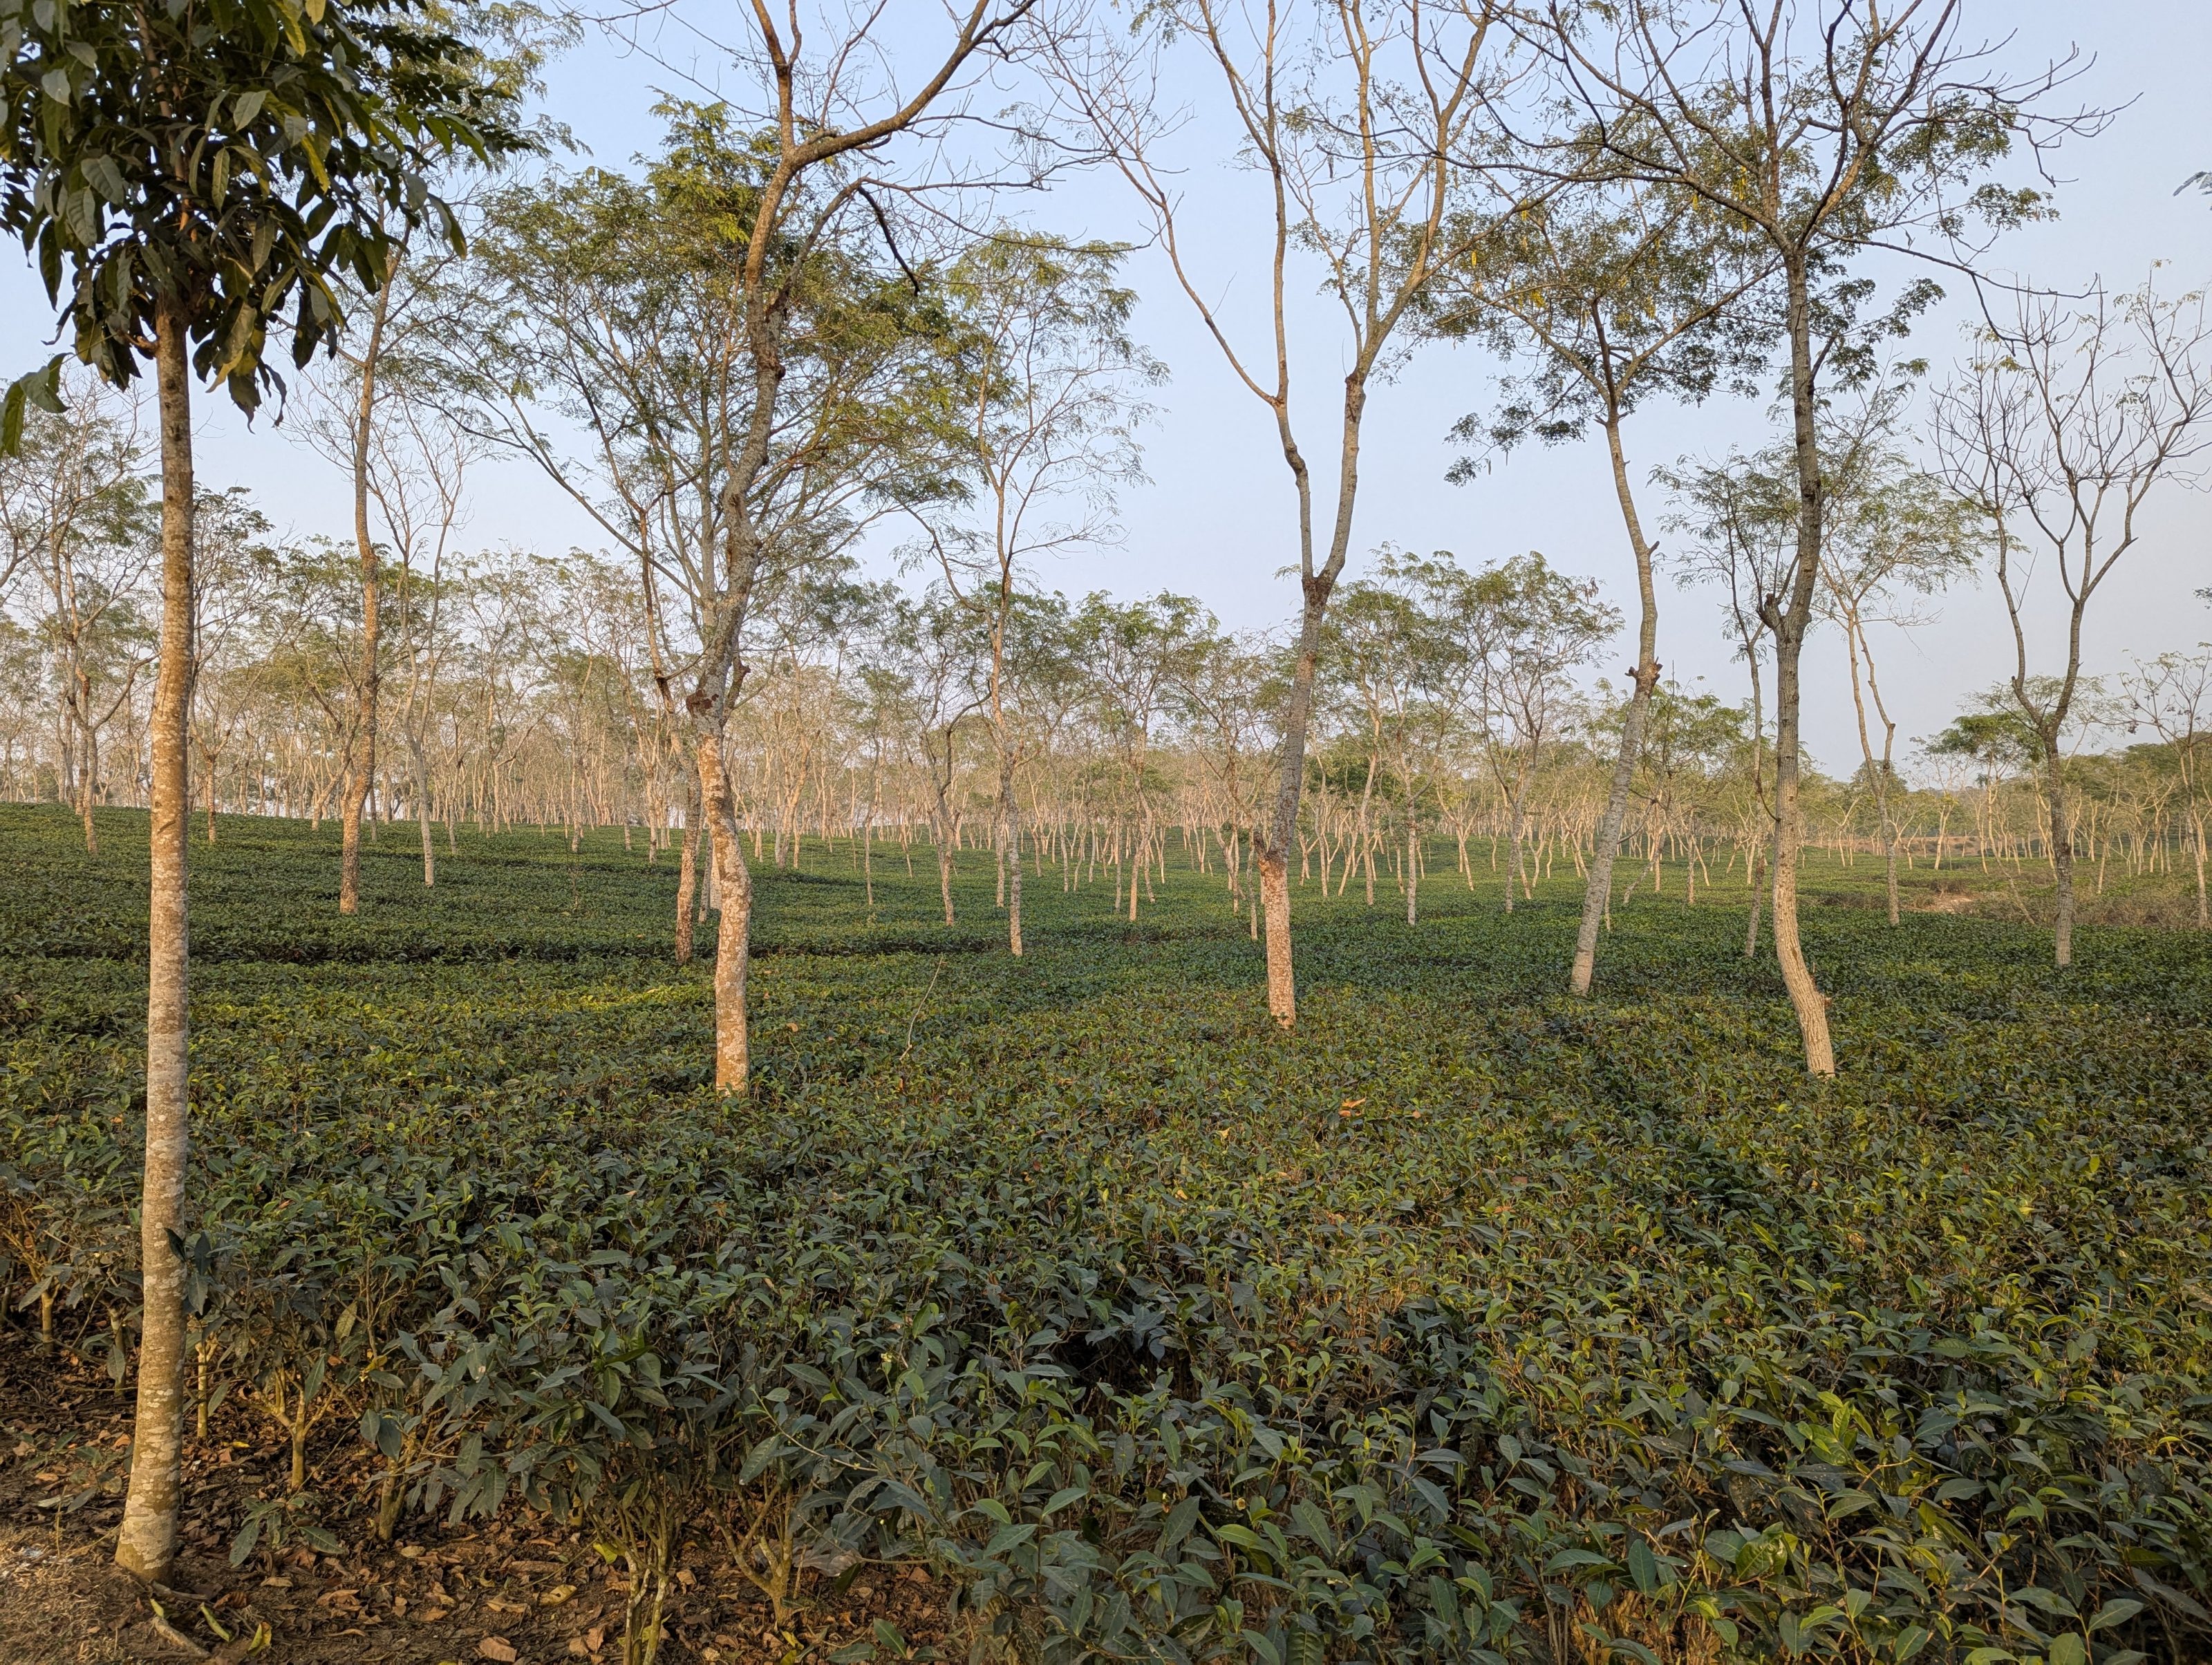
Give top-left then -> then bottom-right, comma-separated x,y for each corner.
460,69 -> 1011,1089
669,6 -> 1042,1094
1477,552 -> 1619,912
1436,176 -> 1769,987
1811,392 -> 1979,924
1531,0 -> 2081,1073
923,234 -> 1156,957
0,0 -> 519,1583
1058,0 -> 1512,1026
1658,443 -> 1797,957
1933,276 -> 2212,966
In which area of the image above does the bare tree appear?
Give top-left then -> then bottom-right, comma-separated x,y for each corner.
1053,0 -> 1513,1025
2126,645 -> 2212,928
1934,276 -> 2212,965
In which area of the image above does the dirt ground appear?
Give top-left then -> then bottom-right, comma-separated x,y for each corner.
0,1333 -> 954,1664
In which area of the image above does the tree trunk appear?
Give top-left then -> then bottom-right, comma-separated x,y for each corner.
1882,809 -> 1901,926
1770,256 -> 1837,1077
1404,818 -> 1418,925
674,765 -> 700,966
116,297 -> 195,1588
2195,811 -> 2207,930
78,698 -> 98,854
1571,415 -> 1660,997
406,730 -> 435,887
1255,573 -> 1335,1027
2045,742 -> 2074,966
338,279 -> 394,914
1744,835 -> 1767,959
697,728 -> 751,1091
1000,748 -> 1022,957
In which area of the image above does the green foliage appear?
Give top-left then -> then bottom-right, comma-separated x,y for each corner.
4,805 -> 2209,1664
0,0 -> 525,428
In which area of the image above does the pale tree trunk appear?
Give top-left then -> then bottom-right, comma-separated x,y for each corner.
1770,256 -> 1837,1077
117,297 -> 195,1587
1883,808 -> 1901,924
405,730 -> 435,886
1844,614 -> 1903,927
76,688 -> 98,854
338,284 -> 392,916
1404,817 -> 1418,925
1504,763 -> 1533,912
2194,810 -> 2208,930
674,764 -> 700,966
1571,415 -> 1660,996
1256,339 -> 1362,1028
696,728 -> 752,1091
1744,836 -> 1768,959
2043,737 -> 2074,966
937,822 -> 956,925
1000,746 -> 1022,956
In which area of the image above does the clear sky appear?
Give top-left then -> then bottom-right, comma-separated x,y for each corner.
4,0 -> 2206,773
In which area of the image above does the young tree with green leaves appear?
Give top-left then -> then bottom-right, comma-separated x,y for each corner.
921,234 -> 1157,957
0,376 -> 156,852
1472,552 -> 1618,913
1435,173 -> 1770,986
1324,552 -> 1483,925
0,0 -> 519,1582
1812,392 -> 1980,923
1657,445 -> 1795,956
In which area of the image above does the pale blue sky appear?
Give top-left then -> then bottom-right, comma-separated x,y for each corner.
4,1 -> 2206,772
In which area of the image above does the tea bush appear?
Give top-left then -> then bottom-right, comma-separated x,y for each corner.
3,804 -> 2209,1664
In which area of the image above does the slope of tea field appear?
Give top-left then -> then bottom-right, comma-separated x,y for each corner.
3,805 -> 2209,1665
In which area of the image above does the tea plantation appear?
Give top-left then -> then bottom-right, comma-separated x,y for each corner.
3,805 -> 2209,1665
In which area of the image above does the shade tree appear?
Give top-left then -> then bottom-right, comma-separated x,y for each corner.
1053,0 -> 1518,1025
1528,0 -> 2090,1073
1933,275 -> 2212,966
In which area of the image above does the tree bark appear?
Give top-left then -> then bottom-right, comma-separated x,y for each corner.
697,728 -> 752,1091
404,729 -> 435,887
1571,415 -> 1660,996
1404,818 -> 1418,925
2044,742 -> 2074,966
1000,749 -> 1023,956
338,282 -> 393,916
1260,578 -> 1333,1026
674,766 -> 700,967
1771,256 -> 1837,1077
116,296 -> 195,1588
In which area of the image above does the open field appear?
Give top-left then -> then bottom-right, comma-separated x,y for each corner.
3,805 -> 2210,1665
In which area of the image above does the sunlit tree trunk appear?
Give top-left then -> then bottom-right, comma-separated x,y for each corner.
116,296 -> 195,1587
2042,738 -> 2074,966
1770,254 -> 1837,1076
339,281 -> 394,915
1571,415 -> 1658,995
696,727 -> 751,1091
